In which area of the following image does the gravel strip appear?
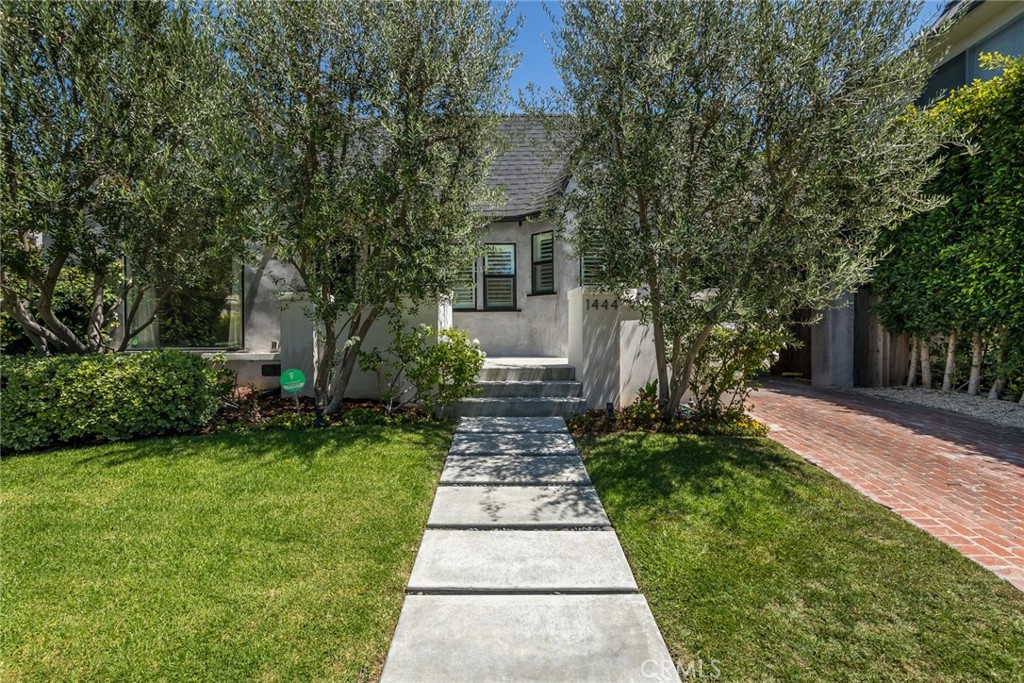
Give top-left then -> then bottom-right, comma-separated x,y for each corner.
848,386 -> 1024,431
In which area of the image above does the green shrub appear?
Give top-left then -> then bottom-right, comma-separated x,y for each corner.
1,351 -> 230,452
567,402 -> 768,438
360,323 -> 484,417
619,380 -> 662,430
690,323 -> 790,417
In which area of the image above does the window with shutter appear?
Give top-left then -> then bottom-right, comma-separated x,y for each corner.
531,231 -> 555,294
452,261 -> 476,310
580,254 -> 603,287
483,244 -> 516,310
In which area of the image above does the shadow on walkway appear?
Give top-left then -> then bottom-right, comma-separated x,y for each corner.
754,378 -> 1024,469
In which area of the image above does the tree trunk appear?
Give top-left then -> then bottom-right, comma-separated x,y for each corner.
906,336 -> 918,387
920,338 -> 932,389
988,377 -> 1006,400
315,318 -> 339,414
326,308 -> 378,414
942,332 -> 957,392
667,322 -> 716,417
987,329 -> 1007,400
967,331 -> 983,396
87,272 -> 107,352
649,277 -> 670,404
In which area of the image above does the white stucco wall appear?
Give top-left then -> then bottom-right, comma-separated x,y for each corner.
567,287 -> 659,409
453,218 -> 578,358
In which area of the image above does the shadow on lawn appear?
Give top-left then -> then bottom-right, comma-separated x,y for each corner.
11,423 -> 454,470
580,433 -> 813,509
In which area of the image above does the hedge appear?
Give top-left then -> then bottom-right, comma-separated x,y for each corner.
1,350 -> 229,452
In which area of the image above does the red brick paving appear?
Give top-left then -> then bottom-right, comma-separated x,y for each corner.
748,379 -> 1024,592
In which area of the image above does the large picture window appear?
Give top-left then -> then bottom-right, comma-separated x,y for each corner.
452,261 -> 476,310
483,243 -> 516,310
129,259 -> 243,350
531,231 -> 555,295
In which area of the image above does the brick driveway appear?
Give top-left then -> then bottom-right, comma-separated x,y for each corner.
748,379 -> 1024,592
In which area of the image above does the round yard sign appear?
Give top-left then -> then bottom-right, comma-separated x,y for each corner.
280,368 -> 306,393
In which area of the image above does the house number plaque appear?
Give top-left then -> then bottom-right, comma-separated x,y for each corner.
585,298 -> 619,311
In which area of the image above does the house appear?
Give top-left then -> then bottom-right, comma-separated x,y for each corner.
127,117 -> 620,415
133,2 -> 1023,409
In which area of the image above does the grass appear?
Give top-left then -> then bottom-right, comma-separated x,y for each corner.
580,433 -> 1024,683
1,424 -> 451,682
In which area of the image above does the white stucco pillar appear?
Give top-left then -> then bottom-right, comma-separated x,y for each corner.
278,292 -> 316,397
811,292 -> 855,389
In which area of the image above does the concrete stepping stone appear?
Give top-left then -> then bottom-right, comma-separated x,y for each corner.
457,416 -> 569,433
380,594 -> 680,682
428,485 -> 610,528
449,432 -> 578,456
408,530 -> 637,593
440,455 -> 590,485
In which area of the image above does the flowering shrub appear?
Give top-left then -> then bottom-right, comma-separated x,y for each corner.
360,323 -> 484,417
690,323 -> 789,417
618,380 -> 661,430
567,380 -> 769,438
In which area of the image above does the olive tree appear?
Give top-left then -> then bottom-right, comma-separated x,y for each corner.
0,1 -> 251,354
544,0 -> 944,415
226,0 -> 517,414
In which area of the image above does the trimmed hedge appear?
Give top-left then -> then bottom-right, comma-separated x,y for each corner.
1,350 -> 228,452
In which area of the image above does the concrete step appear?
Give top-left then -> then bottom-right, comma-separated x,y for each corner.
407,530 -> 637,593
474,380 -> 583,398
440,455 -> 591,485
450,396 -> 588,418
456,417 -> 569,434
427,485 -> 610,529
449,432 -> 578,456
381,594 -> 680,682
478,365 -> 575,382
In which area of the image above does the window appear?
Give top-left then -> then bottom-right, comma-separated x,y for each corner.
580,254 -> 604,287
452,261 -> 476,310
483,243 -> 516,310
968,15 -> 1024,82
129,259 -> 243,350
531,231 -> 555,294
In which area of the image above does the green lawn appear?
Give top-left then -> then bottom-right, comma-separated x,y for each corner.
580,433 -> 1024,683
1,425 -> 450,682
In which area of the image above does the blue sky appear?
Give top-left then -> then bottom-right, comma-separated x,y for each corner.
503,0 -> 946,99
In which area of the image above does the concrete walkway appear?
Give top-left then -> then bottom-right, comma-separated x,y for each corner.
750,379 -> 1024,592
381,416 -> 679,682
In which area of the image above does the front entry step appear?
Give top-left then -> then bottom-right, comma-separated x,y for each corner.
451,396 -> 587,418
448,358 -> 588,418
475,380 -> 583,398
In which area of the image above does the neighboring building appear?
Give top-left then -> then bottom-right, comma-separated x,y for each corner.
918,0 -> 1024,105
773,0 -> 1024,389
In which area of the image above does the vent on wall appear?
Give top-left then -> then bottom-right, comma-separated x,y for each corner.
262,364 -> 282,377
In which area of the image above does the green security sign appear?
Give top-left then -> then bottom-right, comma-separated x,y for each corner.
280,368 -> 306,393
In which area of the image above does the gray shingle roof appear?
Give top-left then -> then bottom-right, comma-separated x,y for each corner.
483,116 -> 568,220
